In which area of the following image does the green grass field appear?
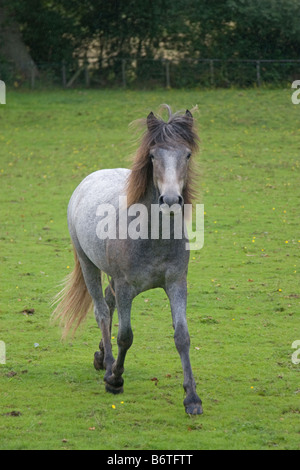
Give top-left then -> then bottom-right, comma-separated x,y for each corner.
0,87 -> 299,450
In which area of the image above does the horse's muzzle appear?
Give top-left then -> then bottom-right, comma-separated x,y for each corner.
158,194 -> 183,214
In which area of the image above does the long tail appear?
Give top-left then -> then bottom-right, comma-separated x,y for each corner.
52,244 -> 93,338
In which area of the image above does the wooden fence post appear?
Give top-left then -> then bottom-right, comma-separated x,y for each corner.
210,59 -> 215,86
165,60 -> 170,88
62,60 -> 66,88
84,58 -> 90,87
256,60 -> 261,87
30,61 -> 35,89
122,59 -> 126,88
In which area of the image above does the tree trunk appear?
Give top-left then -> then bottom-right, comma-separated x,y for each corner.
0,3 -> 38,79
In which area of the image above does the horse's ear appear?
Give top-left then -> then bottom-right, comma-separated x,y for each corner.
185,109 -> 193,119
147,111 -> 157,129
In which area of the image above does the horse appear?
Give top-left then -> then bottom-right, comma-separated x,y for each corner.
53,105 -> 203,415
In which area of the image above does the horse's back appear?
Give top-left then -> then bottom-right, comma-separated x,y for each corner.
69,168 -> 129,208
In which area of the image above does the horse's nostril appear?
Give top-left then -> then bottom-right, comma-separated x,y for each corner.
159,194 -> 182,207
158,195 -> 165,206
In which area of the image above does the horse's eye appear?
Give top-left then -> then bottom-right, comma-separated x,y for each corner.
150,154 -> 155,161
187,153 -> 191,160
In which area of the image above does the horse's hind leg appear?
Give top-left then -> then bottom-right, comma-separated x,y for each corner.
104,280 -> 134,394
94,280 -> 116,371
74,250 -> 115,378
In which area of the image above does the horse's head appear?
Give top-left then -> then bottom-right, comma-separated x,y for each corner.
147,108 -> 196,213
149,144 -> 191,213
127,105 -> 199,208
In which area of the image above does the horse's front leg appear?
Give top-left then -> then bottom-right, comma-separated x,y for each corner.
165,278 -> 203,415
104,281 -> 134,394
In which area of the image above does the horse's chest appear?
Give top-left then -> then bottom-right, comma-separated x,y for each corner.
122,242 -> 188,291
106,238 -> 188,291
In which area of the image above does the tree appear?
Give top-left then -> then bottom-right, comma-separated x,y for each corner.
2,0 -> 300,86
0,0 -> 38,78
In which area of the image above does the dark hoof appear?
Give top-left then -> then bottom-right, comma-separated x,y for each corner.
185,402 -> 203,415
105,375 -> 124,394
184,395 -> 203,415
105,382 -> 124,394
94,351 -> 104,370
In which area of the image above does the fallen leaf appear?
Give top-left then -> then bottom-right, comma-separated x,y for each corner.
6,371 -> 17,378
4,411 -> 21,417
20,308 -> 35,315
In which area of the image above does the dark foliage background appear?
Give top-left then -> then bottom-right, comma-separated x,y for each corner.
1,0 -> 300,87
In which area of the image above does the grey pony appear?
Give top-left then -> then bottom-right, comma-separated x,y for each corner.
54,105 -> 203,415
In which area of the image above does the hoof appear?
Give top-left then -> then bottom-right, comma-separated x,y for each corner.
184,394 -> 203,415
105,375 -> 124,394
105,382 -> 124,394
185,402 -> 203,415
94,351 -> 104,370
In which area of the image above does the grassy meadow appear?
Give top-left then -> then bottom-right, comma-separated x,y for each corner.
0,87 -> 299,450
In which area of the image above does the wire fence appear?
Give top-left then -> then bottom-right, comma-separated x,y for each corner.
1,57 -> 300,89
